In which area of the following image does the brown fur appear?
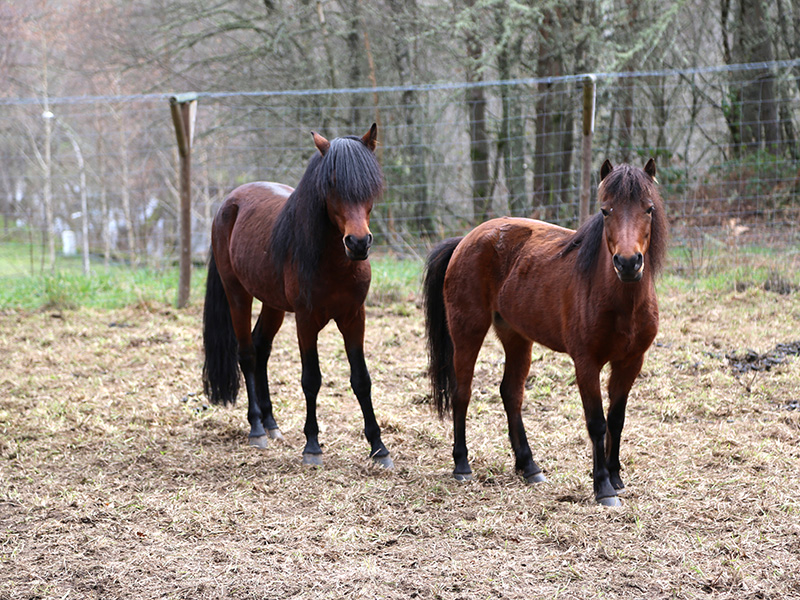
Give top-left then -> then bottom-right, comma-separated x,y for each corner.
424,159 -> 666,504
202,126 -> 391,465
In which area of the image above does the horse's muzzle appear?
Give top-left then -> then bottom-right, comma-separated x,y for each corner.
344,233 -> 373,261
613,252 -> 644,282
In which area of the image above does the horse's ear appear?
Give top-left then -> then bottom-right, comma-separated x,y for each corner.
600,159 -> 613,181
361,123 -> 378,152
311,131 -> 330,156
644,158 -> 657,180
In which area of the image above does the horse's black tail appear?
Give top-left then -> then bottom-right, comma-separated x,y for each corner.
422,237 -> 463,418
202,249 -> 240,406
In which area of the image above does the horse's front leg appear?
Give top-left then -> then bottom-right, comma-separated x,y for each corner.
606,355 -> 645,493
336,308 -> 392,468
575,358 -> 620,506
296,319 -> 324,466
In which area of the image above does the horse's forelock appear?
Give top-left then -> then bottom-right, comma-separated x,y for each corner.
600,164 -> 652,204
315,137 -> 384,204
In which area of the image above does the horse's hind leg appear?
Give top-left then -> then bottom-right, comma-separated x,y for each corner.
215,278 -> 269,447
449,342 -> 482,481
336,307 -> 392,468
251,308 -> 286,445
606,355 -> 645,493
448,312 -> 492,481
495,324 -> 545,484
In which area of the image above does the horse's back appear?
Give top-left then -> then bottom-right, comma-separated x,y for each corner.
448,217 -> 574,287
214,181 -> 292,232
444,217 -> 577,352
456,216 -> 572,256
224,182 -> 293,219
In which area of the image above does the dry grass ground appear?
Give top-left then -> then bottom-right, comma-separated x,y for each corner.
1,284 -> 799,599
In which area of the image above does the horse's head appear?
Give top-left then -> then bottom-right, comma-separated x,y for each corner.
598,158 -> 659,283
312,124 -> 381,261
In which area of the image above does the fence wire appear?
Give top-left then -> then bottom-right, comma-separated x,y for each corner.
1,61 -> 799,275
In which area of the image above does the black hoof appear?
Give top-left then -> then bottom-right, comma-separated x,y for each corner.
453,472 -> 473,482
525,471 -> 547,484
248,435 -> 269,449
372,454 -> 394,469
597,495 -> 623,507
268,428 -> 283,441
302,453 -> 323,467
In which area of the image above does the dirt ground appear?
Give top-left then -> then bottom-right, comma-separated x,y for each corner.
1,283 -> 799,600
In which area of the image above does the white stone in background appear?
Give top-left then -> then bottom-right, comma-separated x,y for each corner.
61,230 -> 76,256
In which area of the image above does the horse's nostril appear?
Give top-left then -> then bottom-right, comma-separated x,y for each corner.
366,233 -> 373,246
344,235 -> 355,249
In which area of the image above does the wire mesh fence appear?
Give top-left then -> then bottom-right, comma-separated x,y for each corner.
1,60 -> 799,276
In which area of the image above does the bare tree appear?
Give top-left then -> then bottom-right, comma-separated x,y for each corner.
722,0 -> 781,156
495,6 -> 527,217
531,7 -> 574,221
387,0 -> 432,237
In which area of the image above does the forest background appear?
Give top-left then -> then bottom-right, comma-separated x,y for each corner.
0,0 -> 799,283
3,5 -> 800,597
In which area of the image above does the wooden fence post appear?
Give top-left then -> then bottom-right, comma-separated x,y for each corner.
579,75 -> 596,225
169,93 -> 197,309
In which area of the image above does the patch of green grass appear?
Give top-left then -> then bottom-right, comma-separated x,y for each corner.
0,264 -> 207,311
0,240 -> 205,309
662,244 -> 800,294
367,254 -> 423,305
2,239 -> 797,310
0,243 -> 423,311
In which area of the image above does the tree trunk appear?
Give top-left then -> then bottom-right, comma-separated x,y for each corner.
532,14 -> 571,222
497,31 -> 527,217
387,0 -> 432,237
728,0 -> 781,155
114,109 -> 136,266
314,0 -> 337,131
343,0 -> 365,130
465,31 -> 491,224
618,0 -> 638,163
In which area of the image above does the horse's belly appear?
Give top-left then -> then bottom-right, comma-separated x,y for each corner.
496,273 -> 571,354
502,309 -> 569,354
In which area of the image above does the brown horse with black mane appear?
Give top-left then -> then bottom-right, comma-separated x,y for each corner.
202,124 -> 392,469
423,159 -> 666,506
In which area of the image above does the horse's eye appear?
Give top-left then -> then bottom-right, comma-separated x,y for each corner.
645,206 -> 654,215
601,208 -> 611,217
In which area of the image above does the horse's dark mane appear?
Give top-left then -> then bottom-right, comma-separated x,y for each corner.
559,212 -> 605,275
269,136 -> 383,304
559,163 -> 667,278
